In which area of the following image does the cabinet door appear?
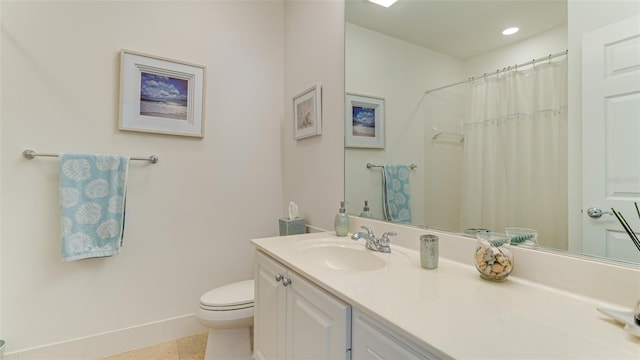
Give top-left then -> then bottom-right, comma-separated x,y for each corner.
254,252 -> 288,360
352,310 -> 440,360
286,271 -> 351,360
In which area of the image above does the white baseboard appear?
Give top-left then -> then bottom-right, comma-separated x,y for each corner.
4,314 -> 207,360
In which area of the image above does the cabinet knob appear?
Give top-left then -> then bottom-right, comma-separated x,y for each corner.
282,277 -> 292,287
275,273 -> 284,282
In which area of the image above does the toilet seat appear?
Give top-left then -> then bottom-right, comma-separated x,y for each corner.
200,302 -> 253,311
196,279 -> 256,359
199,279 -> 254,311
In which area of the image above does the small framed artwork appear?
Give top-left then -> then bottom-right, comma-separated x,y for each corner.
293,84 -> 322,140
345,93 -> 385,148
119,50 -> 205,137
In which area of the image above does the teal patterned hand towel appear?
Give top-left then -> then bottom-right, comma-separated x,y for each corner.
382,165 -> 412,223
59,154 -> 129,261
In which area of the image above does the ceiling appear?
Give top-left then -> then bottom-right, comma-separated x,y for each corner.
345,0 -> 567,60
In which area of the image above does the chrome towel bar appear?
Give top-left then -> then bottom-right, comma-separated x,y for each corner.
367,162 -> 417,170
22,149 -> 159,164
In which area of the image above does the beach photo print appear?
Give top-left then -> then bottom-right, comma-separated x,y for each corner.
345,94 -> 385,148
139,72 -> 188,120
119,50 -> 205,137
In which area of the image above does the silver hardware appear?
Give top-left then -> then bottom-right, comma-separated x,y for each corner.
22,149 -> 159,164
351,226 -> 396,253
351,226 -> 378,252
432,127 -> 464,142
424,50 -> 568,94
367,162 -> 417,170
281,277 -> 291,287
378,231 -> 396,253
275,273 -> 284,282
587,207 -> 613,219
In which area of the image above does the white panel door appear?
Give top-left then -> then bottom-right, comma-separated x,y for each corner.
351,310 -> 440,360
582,15 -> 640,263
254,252 -> 288,360
286,271 -> 351,360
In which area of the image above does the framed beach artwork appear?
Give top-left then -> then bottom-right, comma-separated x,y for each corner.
345,94 -> 385,148
293,84 -> 322,140
119,50 -> 205,137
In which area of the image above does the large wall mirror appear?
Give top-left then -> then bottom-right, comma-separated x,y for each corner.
345,0 -> 640,266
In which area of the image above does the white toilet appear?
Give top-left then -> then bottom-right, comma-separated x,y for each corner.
196,279 -> 255,360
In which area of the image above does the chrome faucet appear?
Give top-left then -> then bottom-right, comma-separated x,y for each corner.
351,226 -> 396,253
351,226 -> 377,250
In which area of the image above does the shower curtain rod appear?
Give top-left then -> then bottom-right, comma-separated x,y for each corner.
424,49 -> 568,95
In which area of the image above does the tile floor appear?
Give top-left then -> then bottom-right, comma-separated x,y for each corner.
101,332 -> 207,360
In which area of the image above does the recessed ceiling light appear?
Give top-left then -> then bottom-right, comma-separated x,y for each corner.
368,0 -> 398,8
502,27 -> 519,36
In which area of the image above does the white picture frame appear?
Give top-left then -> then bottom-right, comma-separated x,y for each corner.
293,84 -> 322,140
119,50 -> 205,137
345,93 -> 385,148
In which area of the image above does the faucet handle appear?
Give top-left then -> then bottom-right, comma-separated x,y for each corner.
360,225 -> 375,237
379,231 -> 397,244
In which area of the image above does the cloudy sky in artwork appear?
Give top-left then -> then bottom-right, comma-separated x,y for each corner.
140,72 -> 188,104
353,106 -> 375,127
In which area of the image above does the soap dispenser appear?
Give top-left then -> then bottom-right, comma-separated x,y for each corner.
360,200 -> 372,218
334,201 -> 350,237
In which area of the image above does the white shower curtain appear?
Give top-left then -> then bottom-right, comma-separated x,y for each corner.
461,59 -> 568,249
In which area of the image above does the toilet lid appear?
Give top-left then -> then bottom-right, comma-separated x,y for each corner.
200,279 -> 254,309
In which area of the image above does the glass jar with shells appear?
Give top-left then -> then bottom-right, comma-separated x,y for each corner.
474,232 -> 514,281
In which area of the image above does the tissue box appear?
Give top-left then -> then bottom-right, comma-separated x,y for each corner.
279,218 -> 306,236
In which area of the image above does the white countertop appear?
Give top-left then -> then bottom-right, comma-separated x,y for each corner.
251,231 -> 640,359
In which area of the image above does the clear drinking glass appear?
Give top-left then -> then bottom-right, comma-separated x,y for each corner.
474,232 -> 513,281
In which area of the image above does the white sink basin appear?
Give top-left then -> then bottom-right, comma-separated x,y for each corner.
295,238 -> 387,271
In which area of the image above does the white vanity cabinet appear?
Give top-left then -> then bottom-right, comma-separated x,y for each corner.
252,233 -> 640,359
352,309 -> 443,360
254,251 -> 352,360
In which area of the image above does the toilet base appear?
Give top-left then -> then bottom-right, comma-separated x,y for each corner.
204,326 -> 252,360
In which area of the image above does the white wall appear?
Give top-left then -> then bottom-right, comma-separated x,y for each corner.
345,23 -> 465,228
282,0 -> 345,232
1,0 -> 284,354
464,25 -> 568,77
567,0 -> 640,253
